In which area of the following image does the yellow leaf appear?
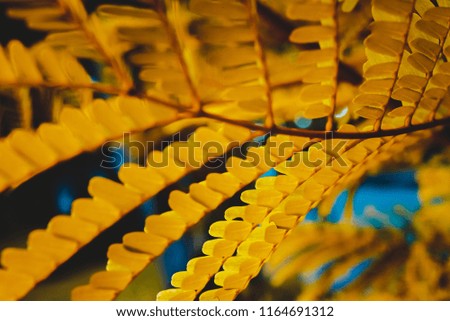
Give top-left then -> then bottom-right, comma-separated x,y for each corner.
297,48 -> 335,66
171,271 -> 209,291
168,190 -> 207,225
237,240 -> 273,259
255,175 -> 298,194
0,269 -> 35,301
353,94 -> 388,108
199,288 -> 238,301
189,183 -> 224,210
373,0 -> 413,18
410,38 -> 441,59
303,66 -> 335,83
207,45 -> 256,68
206,173 -> 242,198
186,256 -> 222,275
300,85 -> 334,104
224,205 -> 268,224
37,124 -> 83,159
71,286 -> 116,301
59,107 -> 108,150
342,0 -> 359,12
416,19 -> 448,40
369,21 -> 408,39
360,79 -> 394,94
0,142 -> 34,183
223,256 -> 261,275
209,221 -> 252,242
90,271 -> 132,291
87,99 -> 132,138
123,232 -> 168,256
365,35 -> 403,57
88,177 -> 142,213
226,156 -> 260,184
71,198 -> 120,230
107,244 -> 150,275
27,230 -> 77,264
397,74 -> 427,91
430,73 -> 450,88
214,271 -> 249,290
364,62 -> 398,79
286,3 -> 333,21
156,289 -> 196,301
356,106 -> 384,119
407,52 -> 435,73
8,129 -> 58,168
48,215 -> 99,245
202,239 -> 237,258
249,223 -> 286,244
145,212 -> 186,241
425,87 -> 447,100
61,52 -> 92,84
304,104 -> 332,119
118,163 -> 165,198
391,88 -> 421,103
290,26 -> 335,44
197,25 -> 254,44
8,40 -> 42,83
388,106 -> 415,117
0,45 -> 16,82
241,189 -> 284,208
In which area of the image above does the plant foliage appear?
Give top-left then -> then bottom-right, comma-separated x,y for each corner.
0,0 -> 449,301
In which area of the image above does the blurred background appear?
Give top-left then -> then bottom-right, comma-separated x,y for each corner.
0,129 -> 448,300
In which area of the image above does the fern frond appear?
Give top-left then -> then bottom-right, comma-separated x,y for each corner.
265,223 -> 382,288
0,120 -> 254,300
0,0 -> 449,302
71,134 -> 311,300
104,1 -> 201,108
156,129 -> 430,301
0,96 -> 178,193
390,2 -> 450,126
2,0 -> 133,90
262,157 -> 450,301
285,0 -> 339,130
